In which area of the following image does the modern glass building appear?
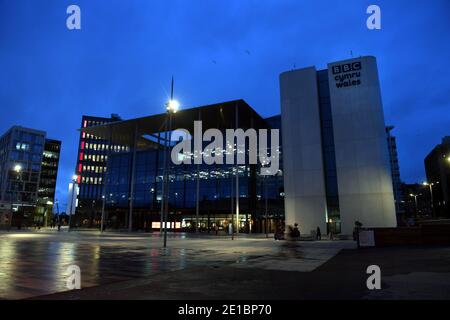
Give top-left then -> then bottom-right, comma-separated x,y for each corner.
76,100 -> 284,232
0,126 -> 61,227
36,139 -> 62,225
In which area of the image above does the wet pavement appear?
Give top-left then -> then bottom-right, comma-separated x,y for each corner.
32,242 -> 450,300
0,230 -> 354,299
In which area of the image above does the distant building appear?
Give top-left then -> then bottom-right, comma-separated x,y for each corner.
386,126 -> 403,219
424,136 -> 450,217
36,139 -> 61,224
0,126 -> 60,226
280,56 -> 397,235
74,114 -> 124,225
401,183 -> 431,221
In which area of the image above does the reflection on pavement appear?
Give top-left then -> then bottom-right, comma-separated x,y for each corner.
0,231 -> 354,299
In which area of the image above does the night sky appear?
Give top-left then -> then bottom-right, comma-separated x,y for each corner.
1,0 -> 449,211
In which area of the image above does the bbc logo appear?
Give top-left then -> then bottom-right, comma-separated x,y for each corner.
332,62 -> 362,75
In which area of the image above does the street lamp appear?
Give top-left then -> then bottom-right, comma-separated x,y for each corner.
166,99 -> 180,113
422,181 -> 435,217
69,175 -> 78,231
162,97 -> 179,248
410,193 -> 420,218
9,164 -> 22,229
55,199 -> 60,226
45,200 -> 53,227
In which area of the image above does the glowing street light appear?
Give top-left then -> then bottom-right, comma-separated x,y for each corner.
422,181 -> 436,217
68,174 -> 79,231
9,164 -> 23,229
166,99 -> 180,113
410,193 -> 420,218
161,78 -> 180,248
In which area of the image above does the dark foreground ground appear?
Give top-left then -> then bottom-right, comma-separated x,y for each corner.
34,245 -> 450,300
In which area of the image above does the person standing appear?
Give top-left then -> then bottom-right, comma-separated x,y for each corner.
316,226 -> 321,240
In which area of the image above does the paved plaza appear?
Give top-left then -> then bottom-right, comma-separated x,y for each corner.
1,230 -> 450,300
0,229 -> 353,299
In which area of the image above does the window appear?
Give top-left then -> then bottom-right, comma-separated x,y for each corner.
32,144 -> 43,153
32,154 -> 41,162
16,142 -> 30,151
10,151 -> 19,160
22,133 -> 32,142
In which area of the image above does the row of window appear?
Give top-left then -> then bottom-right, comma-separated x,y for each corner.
80,176 -> 104,185
43,150 -> 59,159
9,150 -> 42,162
82,165 -> 107,173
81,154 -> 107,162
83,142 -> 128,152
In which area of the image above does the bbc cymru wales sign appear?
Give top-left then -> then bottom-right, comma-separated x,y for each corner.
332,61 -> 362,89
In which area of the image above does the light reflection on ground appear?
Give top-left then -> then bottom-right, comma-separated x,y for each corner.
0,230 -> 354,299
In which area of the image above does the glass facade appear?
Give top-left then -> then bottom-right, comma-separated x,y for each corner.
95,115 -> 284,232
317,70 -> 341,233
35,139 -> 61,224
0,127 -> 45,205
0,126 -> 58,226
104,148 -> 261,231
75,102 -> 284,232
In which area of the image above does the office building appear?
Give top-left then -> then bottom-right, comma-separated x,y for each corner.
74,114 -> 125,225
78,100 -> 284,231
279,56 -> 397,235
424,136 -> 450,217
35,139 -> 61,225
0,126 -> 60,226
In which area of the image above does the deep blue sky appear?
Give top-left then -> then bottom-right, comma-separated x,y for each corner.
1,0 -> 449,211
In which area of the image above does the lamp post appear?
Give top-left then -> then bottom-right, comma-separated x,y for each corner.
55,199 -> 60,225
410,193 -> 419,219
69,175 -> 78,231
9,164 -> 22,228
422,182 -> 435,217
163,97 -> 179,248
45,199 -> 53,227
264,175 -> 268,238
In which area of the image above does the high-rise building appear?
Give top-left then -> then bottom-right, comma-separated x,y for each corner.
424,136 -> 450,217
74,114 -> 124,224
0,126 -> 60,226
36,139 -> 61,224
280,56 -> 397,235
386,126 -> 403,219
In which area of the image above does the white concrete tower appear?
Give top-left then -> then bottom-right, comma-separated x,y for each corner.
280,56 -> 397,235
